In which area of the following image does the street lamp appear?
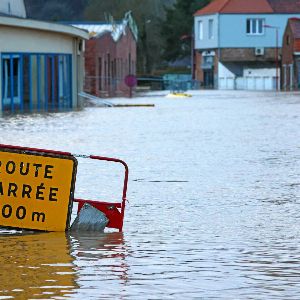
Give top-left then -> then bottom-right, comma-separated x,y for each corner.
263,24 -> 279,91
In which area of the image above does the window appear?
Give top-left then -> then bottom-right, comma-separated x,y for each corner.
287,35 -> 291,45
246,18 -> 264,35
203,56 -> 214,65
2,55 -> 21,107
1,53 -> 72,113
198,21 -> 203,40
208,19 -> 214,39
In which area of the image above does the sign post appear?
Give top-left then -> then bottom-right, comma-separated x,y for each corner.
124,74 -> 137,98
0,145 -> 77,231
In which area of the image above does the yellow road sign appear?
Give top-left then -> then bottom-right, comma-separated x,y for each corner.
0,147 -> 77,231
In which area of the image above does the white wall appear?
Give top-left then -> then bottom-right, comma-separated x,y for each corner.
243,67 -> 276,77
218,62 -> 277,90
0,0 -> 26,18
218,62 -> 235,89
0,25 -> 74,53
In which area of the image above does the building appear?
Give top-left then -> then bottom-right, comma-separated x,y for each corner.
72,12 -> 138,98
281,18 -> 300,90
0,15 -> 88,114
0,0 -> 89,114
0,0 -> 26,18
194,0 -> 300,90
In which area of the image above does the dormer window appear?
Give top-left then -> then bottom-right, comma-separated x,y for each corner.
246,18 -> 265,35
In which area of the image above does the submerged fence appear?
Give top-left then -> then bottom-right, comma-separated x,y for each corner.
84,75 -> 201,97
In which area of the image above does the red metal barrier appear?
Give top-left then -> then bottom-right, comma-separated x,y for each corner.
74,155 -> 129,232
0,144 -> 129,232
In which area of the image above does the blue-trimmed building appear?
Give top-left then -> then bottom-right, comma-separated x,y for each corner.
0,14 -> 88,114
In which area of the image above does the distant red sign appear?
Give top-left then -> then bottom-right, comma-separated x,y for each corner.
124,75 -> 137,88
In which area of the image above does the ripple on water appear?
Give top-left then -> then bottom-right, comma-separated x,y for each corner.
0,91 -> 300,298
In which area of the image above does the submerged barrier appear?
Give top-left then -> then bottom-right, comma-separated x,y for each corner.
0,144 -> 128,233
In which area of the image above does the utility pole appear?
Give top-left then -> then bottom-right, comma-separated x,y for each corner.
264,24 -> 279,91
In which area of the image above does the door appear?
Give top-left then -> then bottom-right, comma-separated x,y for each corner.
2,55 -> 21,110
203,69 -> 214,88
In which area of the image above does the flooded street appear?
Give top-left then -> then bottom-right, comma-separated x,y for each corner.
0,90 -> 300,299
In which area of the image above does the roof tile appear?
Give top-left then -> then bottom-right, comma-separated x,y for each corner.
267,0 -> 300,13
222,0 -> 273,13
289,18 -> 300,39
194,0 -> 230,15
195,0 -> 300,15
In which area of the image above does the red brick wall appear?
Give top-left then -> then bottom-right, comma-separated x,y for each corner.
84,39 -> 98,95
281,25 -> 294,66
116,27 -> 137,96
84,27 -> 137,98
220,48 -> 278,62
194,50 -> 219,88
281,22 -> 298,90
194,51 -> 203,82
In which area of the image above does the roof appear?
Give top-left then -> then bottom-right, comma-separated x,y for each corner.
70,12 -> 138,42
267,0 -> 300,13
289,17 -> 300,39
194,0 -> 300,15
0,15 -> 89,39
194,0 -> 229,15
71,23 -> 128,42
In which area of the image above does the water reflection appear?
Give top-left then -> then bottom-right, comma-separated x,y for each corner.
0,91 -> 300,298
70,232 -> 129,277
68,232 -> 129,298
0,231 -> 129,299
0,232 -> 77,299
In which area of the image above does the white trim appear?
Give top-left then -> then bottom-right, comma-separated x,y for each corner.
0,16 -> 89,40
203,50 -> 215,56
246,18 -> 265,35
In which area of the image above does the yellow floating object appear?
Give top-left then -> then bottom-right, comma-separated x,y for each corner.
166,92 -> 192,98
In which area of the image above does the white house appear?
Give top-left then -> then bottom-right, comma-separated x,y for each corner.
194,0 -> 300,90
0,0 -> 26,18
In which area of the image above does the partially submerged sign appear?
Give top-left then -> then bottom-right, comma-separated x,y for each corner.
0,146 -> 77,231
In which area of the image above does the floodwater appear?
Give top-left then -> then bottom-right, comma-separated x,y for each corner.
0,90 -> 300,299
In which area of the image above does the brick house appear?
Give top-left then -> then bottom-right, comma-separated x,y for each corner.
72,12 -> 138,98
194,0 -> 300,90
281,18 -> 300,90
